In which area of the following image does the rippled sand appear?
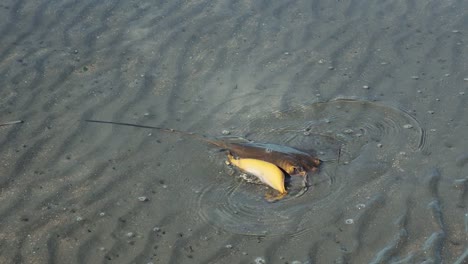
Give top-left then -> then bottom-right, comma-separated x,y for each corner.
1,0 -> 467,263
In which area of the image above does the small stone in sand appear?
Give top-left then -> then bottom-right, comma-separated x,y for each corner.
221,130 -> 230,135
403,124 -> 413,129
411,76 -> 419,80
377,143 -> 383,148
362,85 -> 369,89
126,232 -> 135,238
345,219 -> 354,225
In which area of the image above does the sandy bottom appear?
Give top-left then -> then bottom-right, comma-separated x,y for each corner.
1,0 -> 467,263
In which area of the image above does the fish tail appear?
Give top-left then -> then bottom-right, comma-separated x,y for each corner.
85,119 -> 226,148
0,120 -> 24,127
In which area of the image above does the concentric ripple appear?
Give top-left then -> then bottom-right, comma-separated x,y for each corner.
196,98 -> 425,235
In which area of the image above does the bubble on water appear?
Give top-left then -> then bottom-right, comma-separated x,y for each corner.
138,196 -> 149,202
255,257 -> 266,264
356,203 -> 366,209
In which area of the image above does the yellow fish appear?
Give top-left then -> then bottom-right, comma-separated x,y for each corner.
227,153 -> 287,199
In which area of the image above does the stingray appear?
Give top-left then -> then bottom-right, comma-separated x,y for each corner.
85,119 -> 322,201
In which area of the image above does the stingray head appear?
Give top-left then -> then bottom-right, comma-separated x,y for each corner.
284,154 -> 321,177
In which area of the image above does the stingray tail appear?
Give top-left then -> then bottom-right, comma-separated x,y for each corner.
0,120 -> 24,127
84,119 -> 227,148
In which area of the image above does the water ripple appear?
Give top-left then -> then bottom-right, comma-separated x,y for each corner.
195,98 -> 424,235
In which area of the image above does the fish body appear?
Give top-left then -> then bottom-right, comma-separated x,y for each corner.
85,119 -> 321,181
227,153 -> 286,194
214,140 -> 321,177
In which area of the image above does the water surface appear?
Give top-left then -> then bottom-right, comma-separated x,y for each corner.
1,0 -> 467,263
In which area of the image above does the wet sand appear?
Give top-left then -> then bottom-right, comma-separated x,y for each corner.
1,0 -> 467,263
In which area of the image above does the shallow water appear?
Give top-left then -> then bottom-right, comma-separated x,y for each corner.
1,0 -> 467,263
